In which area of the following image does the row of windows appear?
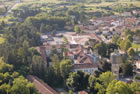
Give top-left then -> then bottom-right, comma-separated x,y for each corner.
75,68 -> 97,74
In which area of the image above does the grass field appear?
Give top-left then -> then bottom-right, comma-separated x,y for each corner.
85,1 -> 140,7
132,43 -> 140,49
21,0 -> 62,3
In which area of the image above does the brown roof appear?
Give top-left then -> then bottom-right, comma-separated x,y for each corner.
64,45 -> 83,57
90,34 -> 102,42
73,46 -> 83,55
64,44 -> 98,69
75,52 -> 98,69
74,63 -> 97,69
27,75 -> 58,94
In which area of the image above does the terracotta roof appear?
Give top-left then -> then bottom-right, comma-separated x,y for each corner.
27,75 -> 58,94
90,34 -> 102,42
75,52 -> 98,69
124,18 -> 136,27
73,46 -> 83,55
137,60 -> 140,64
64,45 -> 83,57
78,91 -> 88,94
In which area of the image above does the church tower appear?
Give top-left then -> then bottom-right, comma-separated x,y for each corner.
110,50 -> 121,80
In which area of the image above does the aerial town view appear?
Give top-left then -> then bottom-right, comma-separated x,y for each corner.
0,0 -> 140,94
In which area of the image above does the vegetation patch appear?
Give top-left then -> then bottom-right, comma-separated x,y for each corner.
132,43 -> 140,48
0,37 -> 5,44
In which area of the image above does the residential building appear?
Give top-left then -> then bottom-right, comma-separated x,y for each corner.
64,44 -> 98,74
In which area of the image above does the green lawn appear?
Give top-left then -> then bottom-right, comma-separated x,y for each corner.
132,43 -> 140,49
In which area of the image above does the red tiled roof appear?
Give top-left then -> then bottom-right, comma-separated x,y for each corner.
74,51 -> 97,69
73,46 -> 83,55
78,91 -> 88,94
27,75 -> 58,94
90,34 -> 102,42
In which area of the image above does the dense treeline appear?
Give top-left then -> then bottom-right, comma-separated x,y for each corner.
66,71 -> 140,94
0,7 -> 7,15
0,58 -> 39,94
25,14 -> 68,32
11,3 -> 87,33
0,22 -> 42,75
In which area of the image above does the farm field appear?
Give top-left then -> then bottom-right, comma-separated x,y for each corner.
85,1 -> 140,7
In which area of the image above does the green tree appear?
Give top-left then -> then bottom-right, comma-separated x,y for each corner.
106,81 -> 134,94
11,72 -> 20,78
95,72 -> 115,94
0,83 -> 11,94
0,58 -> 13,73
0,58 -> 38,94
120,40 -> 132,51
60,59 -> 73,79
45,25 -> 53,32
63,36 -> 68,44
32,55 -> 45,77
127,47 -> 135,57
112,35 -> 119,44
74,26 -> 81,33
94,42 -> 107,57
124,29 -> 133,37
126,35 -> 133,42
121,62 -> 133,77
40,23 -> 45,33
66,71 -> 89,91
51,54 -> 60,76
106,43 -> 118,58
1,21 -> 5,27
106,80 -> 118,94
98,59 -> 111,72
98,71 -> 115,88
129,81 -> 140,93
10,76 -> 38,94
88,75 -> 98,94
